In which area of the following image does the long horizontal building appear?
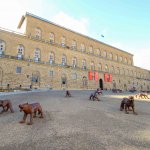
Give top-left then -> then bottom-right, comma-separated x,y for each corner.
0,12 -> 150,90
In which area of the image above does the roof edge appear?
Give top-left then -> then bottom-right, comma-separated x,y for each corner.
17,15 -> 25,29
25,12 -> 133,56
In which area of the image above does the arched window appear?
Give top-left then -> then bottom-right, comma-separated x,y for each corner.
17,45 -> 24,59
72,57 -> 77,67
81,43 -> 85,52
109,53 -> 113,60
0,40 -> 5,55
134,71 -> 137,77
117,67 -> 120,74
82,59 -> 86,70
34,48 -> 40,62
61,36 -> 66,47
91,61 -> 95,70
50,32 -> 55,43
62,54 -> 67,65
105,64 -> 108,72
72,40 -> 77,50
98,63 -> 102,71
49,52 -> 55,64
114,54 -> 118,61
111,66 -> 115,73
124,58 -> 127,63
89,46 -> 93,54
35,28 -> 42,39
103,51 -> 107,58
97,49 -> 101,56
119,56 -> 123,62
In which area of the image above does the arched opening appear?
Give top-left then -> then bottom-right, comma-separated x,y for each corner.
82,76 -> 88,88
99,78 -> 103,90
31,71 -> 40,88
61,74 -> 67,85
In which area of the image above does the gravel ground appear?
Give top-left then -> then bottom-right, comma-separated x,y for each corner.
0,90 -> 150,150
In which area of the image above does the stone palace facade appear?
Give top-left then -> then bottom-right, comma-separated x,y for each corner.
0,12 -> 149,90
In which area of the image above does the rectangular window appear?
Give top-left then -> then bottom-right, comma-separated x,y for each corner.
16,67 -> 22,73
49,71 -> 54,77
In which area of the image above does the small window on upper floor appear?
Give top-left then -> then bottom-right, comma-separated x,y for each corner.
49,52 -> 55,64
111,66 -> 114,73
82,59 -> 86,70
62,54 -> 67,65
109,53 -> 113,60
72,40 -> 77,50
49,70 -> 54,77
124,58 -> 127,64
0,40 -> 5,55
114,54 -> 118,61
81,43 -> 85,52
98,63 -> 102,71
97,49 -> 101,56
16,67 -> 22,74
105,64 -> 109,72
34,48 -> 41,62
72,57 -> 77,68
17,45 -> 24,59
103,51 -> 107,58
119,56 -> 123,62
50,32 -> 55,43
90,61 -> 95,71
61,36 -> 66,47
35,28 -> 42,39
89,46 -> 93,54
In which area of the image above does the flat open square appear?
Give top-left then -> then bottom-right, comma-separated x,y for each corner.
0,90 -> 150,150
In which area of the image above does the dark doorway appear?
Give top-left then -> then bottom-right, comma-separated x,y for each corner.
99,79 -> 103,90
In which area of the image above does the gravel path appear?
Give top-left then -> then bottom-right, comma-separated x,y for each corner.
0,90 -> 150,150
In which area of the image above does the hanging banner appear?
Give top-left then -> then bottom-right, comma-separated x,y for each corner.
109,74 -> 112,82
104,73 -> 113,82
88,71 -> 93,80
94,72 -> 99,81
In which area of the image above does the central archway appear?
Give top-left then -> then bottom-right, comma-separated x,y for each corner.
99,78 -> 103,90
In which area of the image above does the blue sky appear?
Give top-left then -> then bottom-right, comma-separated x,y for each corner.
0,0 -> 150,70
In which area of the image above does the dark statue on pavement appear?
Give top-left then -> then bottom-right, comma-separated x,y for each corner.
19,102 -> 44,125
65,90 -> 72,97
120,96 -> 137,115
0,100 -> 14,113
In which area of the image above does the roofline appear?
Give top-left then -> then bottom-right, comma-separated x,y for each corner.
17,15 -> 25,29
24,12 -> 133,56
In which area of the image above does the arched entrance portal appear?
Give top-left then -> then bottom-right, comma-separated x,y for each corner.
61,74 -> 67,87
31,71 -> 40,88
99,79 -> 103,90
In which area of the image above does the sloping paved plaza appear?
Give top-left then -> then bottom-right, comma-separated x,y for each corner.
0,90 -> 150,150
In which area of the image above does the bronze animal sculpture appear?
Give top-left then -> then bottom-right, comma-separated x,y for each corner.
135,93 -> 149,99
65,90 -> 72,97
120,96 -> 137,115
89,91 -> 100,101
0,100 -> 14,113
19,102 -> 44,125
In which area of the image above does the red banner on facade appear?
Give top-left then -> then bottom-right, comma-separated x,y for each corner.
88,72 -> 93,80
109,74 -> 112,82
94,72 -> 99,81
104,73 -> 113,82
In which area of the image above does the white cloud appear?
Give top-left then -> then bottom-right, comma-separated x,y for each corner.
0,0 -> 56,32
134,49 -> 150,70
52,12 -> 89,35
110,41 -> 150,70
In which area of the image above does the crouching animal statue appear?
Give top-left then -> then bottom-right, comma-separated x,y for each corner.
0,100 -> 14,113
19,102 -> 44,125
120,96 -> 137,115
